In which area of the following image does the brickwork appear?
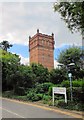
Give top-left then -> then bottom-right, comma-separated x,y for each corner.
29,29 -> 54,70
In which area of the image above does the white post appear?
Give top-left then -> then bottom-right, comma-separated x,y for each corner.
52,88 -> 54,106
65,93 -> 67,103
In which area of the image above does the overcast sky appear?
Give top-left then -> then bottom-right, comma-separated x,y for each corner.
0,2 -> 82,67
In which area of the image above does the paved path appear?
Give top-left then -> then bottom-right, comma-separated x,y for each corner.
0,98 -> 82,119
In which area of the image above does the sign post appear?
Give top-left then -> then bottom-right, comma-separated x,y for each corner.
52,87 -> 67,106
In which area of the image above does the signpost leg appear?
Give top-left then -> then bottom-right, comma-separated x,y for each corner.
52,88 -> 54,106
70,77 -> 73,101
65,94 -> 67,103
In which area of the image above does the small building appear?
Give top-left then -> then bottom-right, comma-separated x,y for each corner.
29,29 -> 54,70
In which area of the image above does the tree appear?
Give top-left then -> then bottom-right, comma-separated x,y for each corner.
31,63 -> 49,84
0,49 -> 20,91
54,2 -> 84,34
58,46 -> 83,66
58,46 -> 84,79
18,65 -> 36,88
50,68 -> 67,84
0,40 -> 12,51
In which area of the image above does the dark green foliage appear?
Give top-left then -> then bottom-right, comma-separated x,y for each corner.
36,82 -> 54,94
66,87 -> 83,102
55,99 -> 67,108
36,94 -> 43,100
1,46 -> 84,111
54,2 -> 84,34
0,40 -> 12,51
72,87 -> 83,102
1,50 -> 20,91
61,79 -> 84,88
14,87 -> 25,96
2,91 -> 14,98
61,79 -> 84,102
31,63 -> 49,84
27,92 -> 40,102
57,47 -> 84,79
58,47 -> 82,66
50,68 -> 67,84
61,80 -> 70,87
54,100 -> 83,111
43,95 -> 51,101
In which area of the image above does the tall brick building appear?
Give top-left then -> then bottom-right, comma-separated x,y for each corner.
29,29 -> 54,70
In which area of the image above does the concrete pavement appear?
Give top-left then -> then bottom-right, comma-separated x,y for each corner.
0,97 -> 83,119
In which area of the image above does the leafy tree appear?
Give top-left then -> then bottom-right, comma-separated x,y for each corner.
50,68 -> 67,84
0,40 -> 12,51
0,50 -> 20,91
18,65 -> 36,88
58,46 -> 82,65
31,63 -> 49,84
58,46 -> 84,79
54,2 -> 84,34
58,46 -> 83,67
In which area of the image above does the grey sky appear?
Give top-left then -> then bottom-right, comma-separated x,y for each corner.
0,2 -> 82,48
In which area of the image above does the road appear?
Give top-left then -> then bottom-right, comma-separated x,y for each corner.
0,98 -> 82,119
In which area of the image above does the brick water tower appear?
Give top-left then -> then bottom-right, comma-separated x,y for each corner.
29,29 -> 54,70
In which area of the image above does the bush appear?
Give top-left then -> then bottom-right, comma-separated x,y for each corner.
36,82 -> 54,94
27,91 -> 43,102
27,92 -> 38,101
54,99 -> 83,111
66,87 -> 83,102
37,94 -> 43,100
61,79 -> 84,88
2,91 -> 13,98
67,100 -> 83,111
43,95 -> 51,101
72,79 -> 84,87
48,85 -> 57,96
72,87 -> 83,102
14,87 -> 25,96
50,68 -> 67,84
55,99 -> 67,108
61,80 -> 70,87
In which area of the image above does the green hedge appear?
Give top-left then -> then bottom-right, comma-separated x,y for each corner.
66,87 -> 83,102
36,82 -> 54,94
54,100 -> 83,111
61,79 -> 84,88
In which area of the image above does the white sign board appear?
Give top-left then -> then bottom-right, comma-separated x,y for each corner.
53,87 -> 67,106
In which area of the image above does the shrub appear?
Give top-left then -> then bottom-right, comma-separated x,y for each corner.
61,80 -> 70,87
14,87 -> 25,96
67,100 -> 83,111
50,68 -> 67,84
37,94 -> 43,100
66,87 -> 83,102
55,99 -> 67,108
27,91 -> 43,102
72,79 -> 84,87
36,82 -> 54,94
2,91 -> 13,98
72,87 -> 83,102
48,100 -> 53,106
27,92 -> 38,101
48,85 -> 57,96
61,79 -> 84,88
43,95 -> 51,101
